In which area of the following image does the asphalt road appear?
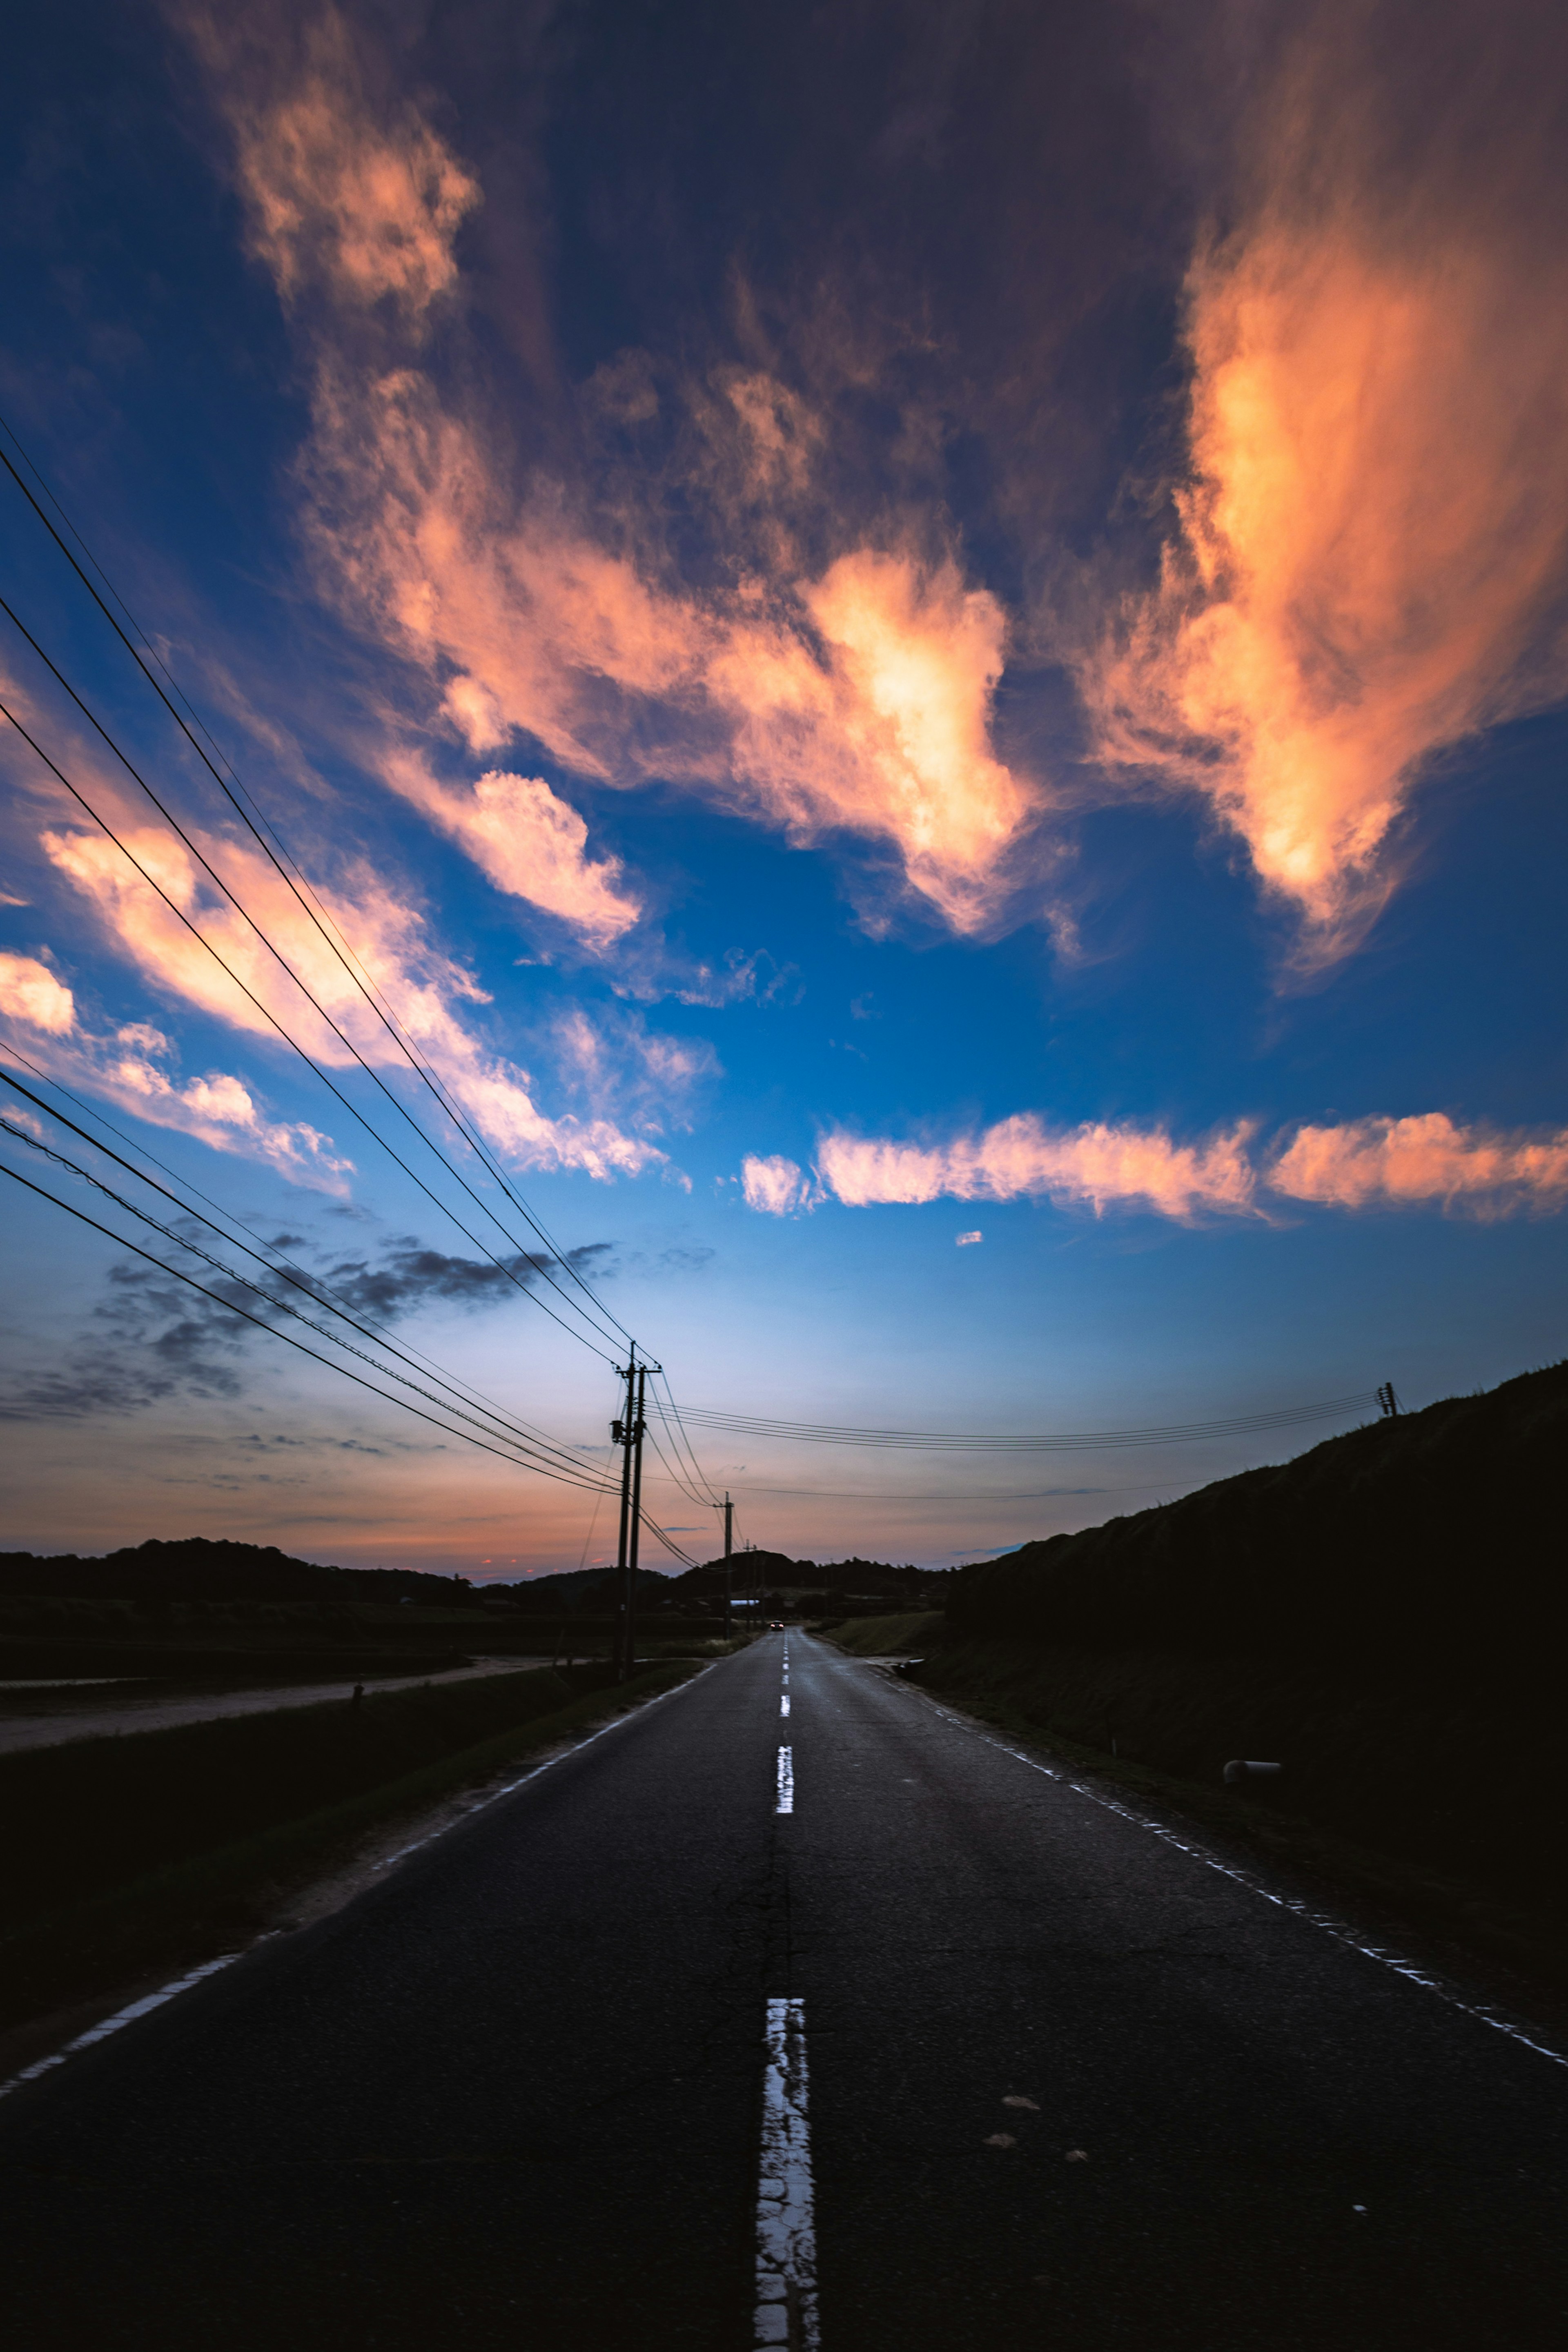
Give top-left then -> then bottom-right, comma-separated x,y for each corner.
0,1632 -> 1563,2349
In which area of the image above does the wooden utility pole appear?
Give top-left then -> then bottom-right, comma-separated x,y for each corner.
723,1491 -> 733,1635
611,1348 -> 637,1680
624,1362 -> 648,1681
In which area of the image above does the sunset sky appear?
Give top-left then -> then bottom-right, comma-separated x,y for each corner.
2,0 -> 1566,1576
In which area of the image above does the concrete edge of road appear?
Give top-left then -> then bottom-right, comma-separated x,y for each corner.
834,1648 -> 1568,2075
0,1654 -> 725,2113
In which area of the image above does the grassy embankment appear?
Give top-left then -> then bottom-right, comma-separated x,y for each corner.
0,1659 -> 703,2035
827,1363 -> 1568,1986
818,1610 -> 945,1655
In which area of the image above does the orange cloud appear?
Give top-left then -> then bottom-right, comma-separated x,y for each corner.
184,3 -> 479,324
815,1115 -> 1260,1221
1080,15 -> 1568,952
37,822 -> 663,1183
381,757 -> 642,947
0,953 -> 74,1035
1270,1114 -> 1568,1216
188,16 -> 1036,934
0,947 -> 353,1188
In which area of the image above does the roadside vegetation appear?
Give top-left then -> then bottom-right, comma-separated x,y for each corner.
817,1610 -> 945,1655
0,1659 -> 702,2036
826,1361 -> 1567,1990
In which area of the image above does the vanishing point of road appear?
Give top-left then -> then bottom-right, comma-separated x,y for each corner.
0,1633 -> 1563,2349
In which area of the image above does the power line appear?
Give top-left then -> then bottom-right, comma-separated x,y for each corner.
0,1117 -> 616,1488
0,1156 -> 619,1492
0,689 -> 624,1365
0,606 -> 626,1360
0,1069 -> 605,1483
672,1393 -> 1381,1451
0,1044 -> 604,1471
0,424 -> 635,1352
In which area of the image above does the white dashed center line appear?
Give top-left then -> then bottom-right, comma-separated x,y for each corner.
754,1997 -> 818,2348
776,1745 -> 794,1813
780,1693 -> 791,1717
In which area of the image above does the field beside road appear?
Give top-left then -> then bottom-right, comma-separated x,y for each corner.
0,1659 -> 701,2036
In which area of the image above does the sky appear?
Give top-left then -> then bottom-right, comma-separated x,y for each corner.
2,0 -> 1566,1577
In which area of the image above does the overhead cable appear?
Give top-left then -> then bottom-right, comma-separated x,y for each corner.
0,1157 -> 618,1493
0,690 -> 621,1365
0,426 -> 634,1350
0,1118 -> 615,1488
674,1393 -> 1381,1451
0,1073 -> 603,1482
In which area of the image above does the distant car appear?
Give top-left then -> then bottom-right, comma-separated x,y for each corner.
768,1619 -> 784,1630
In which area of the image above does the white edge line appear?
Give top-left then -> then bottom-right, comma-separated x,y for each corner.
0,1951 -> 246,2103
0,1661 -> 716,2105
880,1671 -> 1568,2072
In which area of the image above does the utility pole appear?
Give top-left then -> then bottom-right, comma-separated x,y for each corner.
1377,1381 -> 1401,1418
610,1350 -> 656,1684
723,1491 -> 733,1636
624,1361 -> 648,1682
611,1347 -> 636,1681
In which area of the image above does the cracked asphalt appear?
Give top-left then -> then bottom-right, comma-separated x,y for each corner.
0,1631 -> 1563,2348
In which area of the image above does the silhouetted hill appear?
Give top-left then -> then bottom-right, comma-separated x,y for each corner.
0,1538 -> 480,1608
951,1359 -> 1566,1670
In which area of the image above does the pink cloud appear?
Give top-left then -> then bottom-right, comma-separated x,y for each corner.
0,949 -> 353,1189
1270,1114 -> 1568,1216
186,19 -> 1038,936
185,3 -> 479,324
381,757 -> 641,947
1078,4 -> 1568,956
817,1115 -> 1260,1221
0,953 -> 75,1035
741,1154 -> 816,1216
37,821 -> 663,1183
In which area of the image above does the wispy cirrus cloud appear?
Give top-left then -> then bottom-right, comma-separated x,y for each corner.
1078,0 -> 1568,958
36,819 -> 665,1183
740,1154 -> 818,1216
0,951 -> 352,1187
183,5 -> 1038,938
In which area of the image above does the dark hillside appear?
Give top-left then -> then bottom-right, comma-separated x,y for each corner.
0,1538 -> 481,1608
951,1359 -> 1566,1670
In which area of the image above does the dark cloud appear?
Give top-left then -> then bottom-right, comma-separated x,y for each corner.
0,1230 -> 616,1420
317,1237 -> 613,1320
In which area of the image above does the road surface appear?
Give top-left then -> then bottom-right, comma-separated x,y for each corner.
0,1632 -> 1562,2348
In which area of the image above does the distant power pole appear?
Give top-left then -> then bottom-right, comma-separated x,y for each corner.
1377,1381 -> 1401,1418
723,1491 -> 733,1635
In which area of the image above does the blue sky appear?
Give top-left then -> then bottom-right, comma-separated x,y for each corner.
2,0 -> 1566,1575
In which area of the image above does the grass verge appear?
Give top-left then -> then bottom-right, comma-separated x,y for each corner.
816,1609 -> 945,1655
825,1617 -> 1567,2002
0,1660 -> 699,2038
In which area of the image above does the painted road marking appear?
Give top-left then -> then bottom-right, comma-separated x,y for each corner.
754,1997 -> 819,2350
780,1693 -> 791,1717
895,1679 -> 1568,2072
776,1745 -> 794,1813
0,1952 -> 247,2103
